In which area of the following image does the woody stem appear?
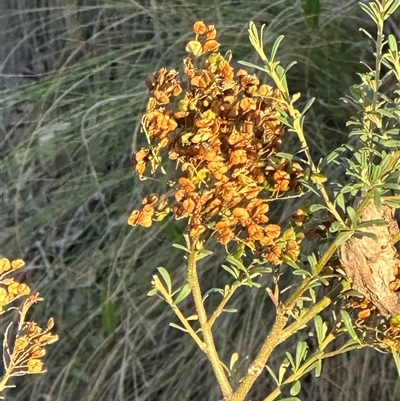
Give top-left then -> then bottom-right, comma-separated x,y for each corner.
186,237 -> 233,399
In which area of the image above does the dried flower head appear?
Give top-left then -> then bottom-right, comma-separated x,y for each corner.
128,21 -> 304,264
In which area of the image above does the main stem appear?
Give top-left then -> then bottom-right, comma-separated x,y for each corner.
230,311 -> 288,401
187,240 -> 233,399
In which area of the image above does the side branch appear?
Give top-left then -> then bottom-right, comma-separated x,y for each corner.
186,239 -> 233,399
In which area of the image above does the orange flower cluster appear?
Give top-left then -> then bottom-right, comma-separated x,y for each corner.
0,258 -> 30,313
4,298 -> 58,375
0,258 -> 58,394
345,296 -> 400,352
128,21 -> 303,264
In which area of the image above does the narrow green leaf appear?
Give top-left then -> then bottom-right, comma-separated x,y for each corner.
335,231 -> 354,246
226,255 -> 247,272
302,97 -> 315,115
238,60 -> 269,73
315,359 -> 322,377
292,269 -> 312,277
314,315 -> 325,348
359,3 -> 378,23
157,267 -> 172,294
276,64 -> 288,93
195,249 -> 213,261
169,322 -> 188,332
266,365 -> 279,385
335,192 -> 346,213
298,179 -> 321,197
374,189 -> 382,211
278,359 -> 290,384
279,397 -> 301,401
285,352 -> 295,370
295,341 -> 308,370
270,35 -> 285,61
386,0 -> 400,16
222,264 -> 240,279
172,243 -> 189,252
309,204 -> 328,213
340,310 -> 360,343
285,60 -> 298,73
346,206 -> 357,228
357,219 -> 386,229
174,283 -> 191,304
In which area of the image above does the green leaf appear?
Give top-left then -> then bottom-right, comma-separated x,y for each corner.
309,204 -> 329,213
276,64 -> 288,93
359,2 -> 378,24
169,322 -> 188,332
266,365 -> 279,385
314,315 -> 327,348
172,243 -> 189,252
238,60 -> 269,73
357,219 -> 386,229
285,352 -> 295,370
278,359 -> 290,384
290,381 -> 301,396
386,0 -> 400,16
229,352 -> 239,371
388,34 -> 399,53
346,206 -> 357,228
285,60 -> 298,73
292,269 -> 312,277
335,231 -> 354,246
174,283 -> 191,304
270,35 -> 284,61
226,255 -> 247,272
302,97 -> 315,115
340,310 -> 360,343
315,359 -> 322,377
195,249 -> 213,261
298,179 -> 321,197
374,189 -> 382,211
279,397 -> 301,401
157,267 -> 172,294
222,264 -> 240,279
147,287 -> 158,296
295,341 -> 308,370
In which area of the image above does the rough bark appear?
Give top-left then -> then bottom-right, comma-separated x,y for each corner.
339,203 -> 400,317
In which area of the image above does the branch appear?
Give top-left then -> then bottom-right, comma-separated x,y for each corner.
186,238 -> 233,399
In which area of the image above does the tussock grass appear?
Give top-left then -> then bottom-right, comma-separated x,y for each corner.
1,0 -> 399,400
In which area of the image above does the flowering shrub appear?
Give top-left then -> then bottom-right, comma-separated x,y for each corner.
0,258 -> 58,399
128,2 -> 400,400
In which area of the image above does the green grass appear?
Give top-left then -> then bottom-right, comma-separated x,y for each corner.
1,0 -> 399,400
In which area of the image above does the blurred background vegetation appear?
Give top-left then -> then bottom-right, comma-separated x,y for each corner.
1,0 -> 400,400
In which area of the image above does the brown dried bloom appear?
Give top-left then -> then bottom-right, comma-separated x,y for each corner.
128,21 -> 304,264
